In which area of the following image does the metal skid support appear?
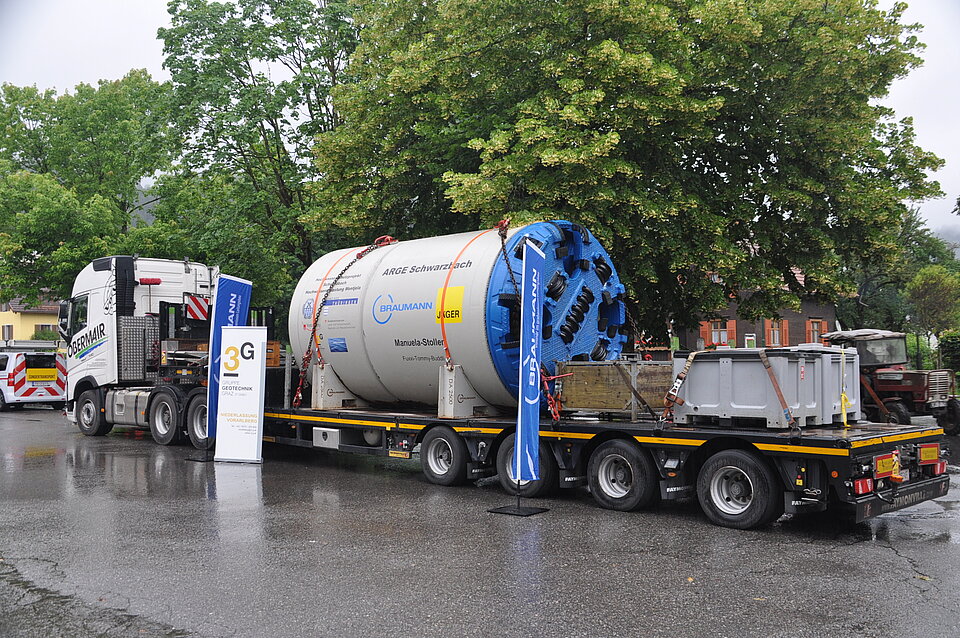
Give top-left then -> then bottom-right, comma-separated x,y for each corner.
438,365 -> 492,419
312,365 -> 369,410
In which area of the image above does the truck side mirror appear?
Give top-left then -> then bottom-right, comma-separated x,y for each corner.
58,301 -> 69,340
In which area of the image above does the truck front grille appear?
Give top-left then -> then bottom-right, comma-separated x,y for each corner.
927,371 -> 951,402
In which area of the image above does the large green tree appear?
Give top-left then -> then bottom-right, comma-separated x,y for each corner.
312,0 -> 942,334
0,163 -> 125,302
159,0 -> 360,281
0,71 -> 174,219
837,208 -> 958,330
0,72 -> 173,302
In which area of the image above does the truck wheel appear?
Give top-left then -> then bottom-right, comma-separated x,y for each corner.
0,393 -> 7,412
421,426 -> 469,486
697,449 -> 783,529
587,439 -> 659,511
149,394 -> 182,446
186,396 -> 213,450
939,398 -> 960,436
76,389 -> 112,436
885,401 -> 911,425
496,433 -> 559,498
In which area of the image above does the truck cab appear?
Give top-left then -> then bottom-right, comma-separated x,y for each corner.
59,256 -> 216,432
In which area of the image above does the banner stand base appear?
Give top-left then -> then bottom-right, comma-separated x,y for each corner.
185,448 -> 214,463
488,505 -> 549,517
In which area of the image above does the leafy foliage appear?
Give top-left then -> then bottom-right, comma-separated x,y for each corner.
0,72 -> 173,302
837,208 -> 959,330
0,163 -> 125,302
314,0 -> 942,335
905,264 -> 960,339
159,0 -> 360,274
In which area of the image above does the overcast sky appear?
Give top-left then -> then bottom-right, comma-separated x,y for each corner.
0,0 -> 957,232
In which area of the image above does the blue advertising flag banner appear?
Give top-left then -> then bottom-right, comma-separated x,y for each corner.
515,240 -> 545,482
206,274 -> 253,440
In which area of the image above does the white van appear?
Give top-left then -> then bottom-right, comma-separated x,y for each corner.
0,341 -> 66,410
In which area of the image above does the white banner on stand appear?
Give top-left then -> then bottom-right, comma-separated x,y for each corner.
214,326 -> 267,464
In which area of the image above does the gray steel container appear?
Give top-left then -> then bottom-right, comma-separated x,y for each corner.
671,345 -> 860,428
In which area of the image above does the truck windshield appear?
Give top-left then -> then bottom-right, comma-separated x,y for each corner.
856,338 -> 907,366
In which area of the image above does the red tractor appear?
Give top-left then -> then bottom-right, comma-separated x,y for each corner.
823,329 -> 960,435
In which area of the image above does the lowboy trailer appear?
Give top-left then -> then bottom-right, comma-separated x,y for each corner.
261,405 -> 949,529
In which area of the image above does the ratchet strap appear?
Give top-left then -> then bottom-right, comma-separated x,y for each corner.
439,226 -> 500,370
758,349 -> 795,427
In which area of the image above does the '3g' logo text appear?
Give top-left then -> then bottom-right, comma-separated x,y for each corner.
223,341 -> 256,371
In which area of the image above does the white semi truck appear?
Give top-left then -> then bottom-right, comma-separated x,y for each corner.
59,256 -> 222,448
60,230 -> 951,529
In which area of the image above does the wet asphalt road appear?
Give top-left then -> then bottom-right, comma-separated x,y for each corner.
2,409 -> 959,638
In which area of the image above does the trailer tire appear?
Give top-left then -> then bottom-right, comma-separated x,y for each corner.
76,389 -> 112,436
149,393 -> 182,446
697,449 -> 783,529
885,401 -> 911,425
496,433 -> 559,498
587,439 -> 659,511
421,426 -> 469,486
186,395 -> 213,450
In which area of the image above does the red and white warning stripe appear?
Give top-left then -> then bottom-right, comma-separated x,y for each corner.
9,355 -> 66,399
185,294 -> 210,321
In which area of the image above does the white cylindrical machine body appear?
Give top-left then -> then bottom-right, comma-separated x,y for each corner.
289,221 -> 627,408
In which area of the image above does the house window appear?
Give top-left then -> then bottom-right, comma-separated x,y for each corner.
806,319 -> 824,344
710,320 -> 727,345
34,324 -> 55,333
1,325 -> 12,340
765,319 -> 789,347
699,319 -> 737,348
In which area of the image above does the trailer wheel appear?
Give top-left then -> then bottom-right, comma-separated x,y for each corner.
697,449 -> 783,529
587,439 -> 659,511
885,401 -> 911,425
186,396 -> 213,450
149,394 -> 182,446
421,426 -> 469,486
496,433 -> 559,498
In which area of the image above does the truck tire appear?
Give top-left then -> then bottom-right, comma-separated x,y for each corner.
496,433 -> 559,498
186,395 -> 213,450
0,393 -> 7,412
420,426 -> 469,486
885,401 -> 911,425
697,449 -> 783,529
587,439 -> 659,511
149,393 -> 182,446
939,397 -> 960,436
76,389 -> 112,436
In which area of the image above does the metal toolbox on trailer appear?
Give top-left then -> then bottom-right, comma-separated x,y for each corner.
671,345 -> 860,428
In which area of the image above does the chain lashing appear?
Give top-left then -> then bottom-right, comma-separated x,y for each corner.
291,236 -> 396,409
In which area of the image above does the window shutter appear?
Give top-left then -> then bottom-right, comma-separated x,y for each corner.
699,321 -> 711,346
782,320 -> 790,347
805,320 -> 813,344
763,319 -> 771,347
726,320 -> 737,347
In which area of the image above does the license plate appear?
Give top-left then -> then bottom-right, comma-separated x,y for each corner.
929,401 -> 947,408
